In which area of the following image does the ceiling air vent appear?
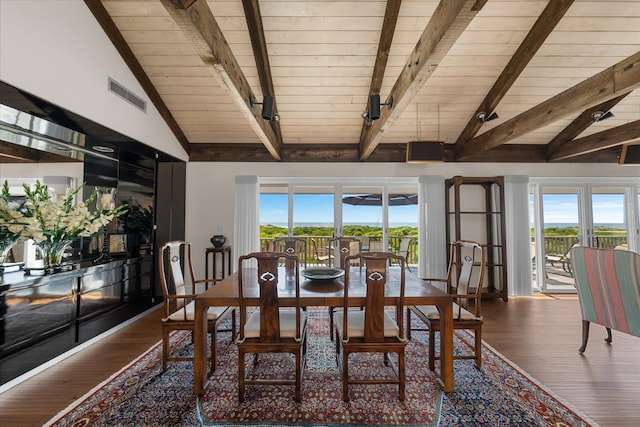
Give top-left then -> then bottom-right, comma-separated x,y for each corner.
108,77 -> 147,112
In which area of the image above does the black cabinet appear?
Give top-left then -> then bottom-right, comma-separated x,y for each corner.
0,256 -> 154,384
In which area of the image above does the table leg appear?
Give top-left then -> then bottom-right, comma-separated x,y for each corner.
437,301 -> 454,392
194,298 -> 209,395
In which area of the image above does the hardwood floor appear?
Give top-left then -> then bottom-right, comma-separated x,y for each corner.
1,295 -> 639,426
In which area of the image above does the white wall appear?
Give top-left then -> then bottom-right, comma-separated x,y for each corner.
185,161 -> 639,277
0,0 -> 187,162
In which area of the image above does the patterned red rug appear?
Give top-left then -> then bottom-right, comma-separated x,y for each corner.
45,308 -> 596,426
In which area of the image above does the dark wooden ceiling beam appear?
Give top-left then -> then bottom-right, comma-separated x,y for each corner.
189,142 -> 618,163
546,93 -> 630,156
83,0 -> 191,155
241,0 -> 283,143
358,0 -> 402,143
548,119 -> 640,161
359,0 -> 485,160
455,0 -> 574,145
456,51 -> 640,160
161,0 -> 282,160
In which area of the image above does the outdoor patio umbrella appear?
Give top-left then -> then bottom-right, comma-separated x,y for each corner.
342,193 -> 418,206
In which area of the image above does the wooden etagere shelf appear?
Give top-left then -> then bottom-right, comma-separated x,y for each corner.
445,176 -> 508,302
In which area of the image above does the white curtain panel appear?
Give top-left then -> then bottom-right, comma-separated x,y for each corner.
420,175 -> 447,282
504,175 -> 532,296
233,175 -> 260,271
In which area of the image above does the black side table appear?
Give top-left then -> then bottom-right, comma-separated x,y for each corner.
205,246 -> 232,282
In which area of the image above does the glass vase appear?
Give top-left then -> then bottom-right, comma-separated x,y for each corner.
35,240 -> 72,272
0,234 -> 19,265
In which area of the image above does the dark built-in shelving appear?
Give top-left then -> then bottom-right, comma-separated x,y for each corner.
445,176 -> 508,302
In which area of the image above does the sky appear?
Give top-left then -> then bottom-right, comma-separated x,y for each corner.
532,193 -> 626,225
260,194 -> 418,225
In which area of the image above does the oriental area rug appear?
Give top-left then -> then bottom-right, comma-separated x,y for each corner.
45,308 -> 595,426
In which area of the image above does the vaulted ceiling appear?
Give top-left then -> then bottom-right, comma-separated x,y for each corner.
87,0 -> 640,163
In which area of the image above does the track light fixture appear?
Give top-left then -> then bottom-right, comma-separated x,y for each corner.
250,95 -> 279,121
476,111 -> 499,123
591,110 -> 614,123
363,94 -> 393,123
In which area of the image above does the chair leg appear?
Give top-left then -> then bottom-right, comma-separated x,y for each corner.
474,328 -> 482,369
398,350 -> 406,401
406,309 -> 412,340
329,307 -> 334,341
342,350 -> 349,402
209,330 -> 216,375
162,328 -> 169,371
231,309 -> 237,341
578,320 -> 590,353
428,327 -> 436,371
238,349 -> 245,402
295,351 -> 302,403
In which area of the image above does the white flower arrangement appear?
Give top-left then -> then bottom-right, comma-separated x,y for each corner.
0,180 -> 127,267
0,182 -> 26,261
19,180 -> 127,242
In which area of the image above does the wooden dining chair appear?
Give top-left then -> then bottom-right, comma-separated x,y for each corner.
328,236 -> 362,340
273,236 -> 308,268
237,251 -> 308,402
335,252 -> 407,402
158,240 -> 236,373
407,240 -> 485,369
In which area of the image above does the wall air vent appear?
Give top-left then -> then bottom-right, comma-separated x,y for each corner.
108,77 -> 147,112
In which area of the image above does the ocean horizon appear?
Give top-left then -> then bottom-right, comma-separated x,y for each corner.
261,222 -> 418,228
543,222 -> 626,228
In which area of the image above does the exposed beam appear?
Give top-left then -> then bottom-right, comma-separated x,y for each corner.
242,0 -> 283,143
359,0 -> 486,160
83,0 -> 191,155
161,0 -> 282,160
456,51 -> 640,160
546,93 -> 630,156
190,143 -> 406,162
548,119 -> 640,161
358,0 -> 402,143
189,142 -> 619,163
455,0 -> 573,145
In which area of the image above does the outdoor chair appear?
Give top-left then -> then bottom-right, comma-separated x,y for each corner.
396,237 -> 414,272
237,251 -> 308,402
311,238 -> 331,266
335,252 -> 407,402
545,243 -> 579,275
407,240 -> 485,369
273,236 -> 308,268
158,241 -> 236,373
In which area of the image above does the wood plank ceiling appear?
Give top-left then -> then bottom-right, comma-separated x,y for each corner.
87,0 -> 640,163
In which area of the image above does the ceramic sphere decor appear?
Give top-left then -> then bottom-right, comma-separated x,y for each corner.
210,235 -> 226,248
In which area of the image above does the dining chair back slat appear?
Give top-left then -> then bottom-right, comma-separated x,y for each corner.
158,241 -> 236,373
336,251 -> 407,401
237,251 -> 307,402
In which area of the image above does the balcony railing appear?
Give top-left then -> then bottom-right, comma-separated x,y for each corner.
260,236 -> 419,266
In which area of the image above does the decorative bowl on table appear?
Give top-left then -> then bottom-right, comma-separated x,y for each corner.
302,267 -> 345,280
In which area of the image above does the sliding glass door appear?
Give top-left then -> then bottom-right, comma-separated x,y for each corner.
530,179 -> 639,293
259,178 -> 418,269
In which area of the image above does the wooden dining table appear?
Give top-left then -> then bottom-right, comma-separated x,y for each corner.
192,267 -> 455,394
